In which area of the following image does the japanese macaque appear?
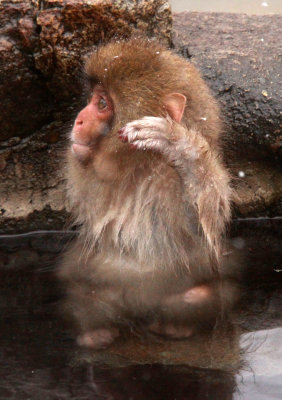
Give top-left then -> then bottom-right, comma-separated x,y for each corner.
58,38 -> 234,349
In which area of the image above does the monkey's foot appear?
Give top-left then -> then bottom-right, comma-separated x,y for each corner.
77,328 -> 120,349
149,322 -> 194,339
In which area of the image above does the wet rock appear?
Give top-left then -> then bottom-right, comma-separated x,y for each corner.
35,0 -> 172,101
0,125 -> 69,234
0,0 -> 53,141
173,12 -> 281,154
231,159 -> 282,216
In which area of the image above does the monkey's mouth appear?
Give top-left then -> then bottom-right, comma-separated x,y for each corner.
71,142 -> 93,162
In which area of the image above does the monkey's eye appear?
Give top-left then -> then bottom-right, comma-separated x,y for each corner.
98,97 -> 108,111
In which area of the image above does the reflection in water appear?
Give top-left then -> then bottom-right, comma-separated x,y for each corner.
0,218 -> 281,399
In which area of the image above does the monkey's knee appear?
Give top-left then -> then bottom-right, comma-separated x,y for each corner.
164,281 -> 237,311
164,284 -> 213,306
77,328 -> 120,349
157,282 -> 235,336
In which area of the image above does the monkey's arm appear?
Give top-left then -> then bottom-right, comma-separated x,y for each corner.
119,116 -> 231,261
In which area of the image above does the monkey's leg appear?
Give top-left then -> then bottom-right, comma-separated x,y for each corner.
149,281 -> 236,339
65,286 -> 123,349
77,328 -> 120,349
148,284 -> 214,338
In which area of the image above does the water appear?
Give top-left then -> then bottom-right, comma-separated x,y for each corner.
0,218 -> 281,399
169,0 -> 282,14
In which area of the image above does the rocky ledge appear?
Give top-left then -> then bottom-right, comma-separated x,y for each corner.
0,1 -> 281,233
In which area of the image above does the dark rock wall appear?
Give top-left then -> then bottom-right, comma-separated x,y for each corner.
173,12 -> 282,215
173,12 -> 281,153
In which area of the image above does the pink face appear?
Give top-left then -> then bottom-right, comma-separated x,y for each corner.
71,85 -> 114,162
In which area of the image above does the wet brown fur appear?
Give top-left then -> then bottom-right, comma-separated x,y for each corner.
59,38 -> 232,340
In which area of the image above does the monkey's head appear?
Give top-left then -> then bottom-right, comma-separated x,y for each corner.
71,38 -> 220,164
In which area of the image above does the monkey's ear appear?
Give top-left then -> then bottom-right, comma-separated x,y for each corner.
163,93 -> 186,123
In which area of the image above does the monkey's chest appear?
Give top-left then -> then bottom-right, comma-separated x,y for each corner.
90,172 -> 196,267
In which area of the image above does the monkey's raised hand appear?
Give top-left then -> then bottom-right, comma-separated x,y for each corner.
118,116 -> 179,154
119,116 -> 231,263
119,116 -> 209,166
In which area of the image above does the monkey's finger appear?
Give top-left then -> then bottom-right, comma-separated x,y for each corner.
130,138 -> 172,153
127,129 -> 170,144
125,116 -> 169,132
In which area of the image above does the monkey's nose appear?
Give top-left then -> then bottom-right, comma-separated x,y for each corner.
75,118 -> 83,127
